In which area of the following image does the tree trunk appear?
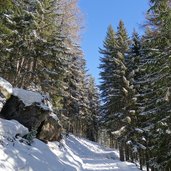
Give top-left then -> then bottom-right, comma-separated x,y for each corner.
139,149 -> 143,170
109,134 -> 114,148
119,142 -> 125,161
145,149 -> 149,171
125,144 -> 129,161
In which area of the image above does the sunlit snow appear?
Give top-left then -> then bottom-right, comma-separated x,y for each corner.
0,119 -> 140,171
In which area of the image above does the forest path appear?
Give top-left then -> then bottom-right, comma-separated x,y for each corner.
49,134 -> 140,171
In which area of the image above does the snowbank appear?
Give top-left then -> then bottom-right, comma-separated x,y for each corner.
0,119 -> 28,137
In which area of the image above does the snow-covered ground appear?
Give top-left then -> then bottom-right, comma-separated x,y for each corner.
0,119 -> 140,171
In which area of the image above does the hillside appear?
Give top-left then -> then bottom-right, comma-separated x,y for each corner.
0,118 -> 140,171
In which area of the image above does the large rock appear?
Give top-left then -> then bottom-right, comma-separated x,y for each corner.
0,88 -> 63,142
37,113 -> 62,142
0,88 -> 50,131
0,77 -> 12,111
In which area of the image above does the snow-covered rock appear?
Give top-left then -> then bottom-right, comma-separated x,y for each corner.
1,88 -> 62,142
0,88 -> 51,131
13,88 -> 49,110
0,77 -> 12,97
0,77 -> 12,111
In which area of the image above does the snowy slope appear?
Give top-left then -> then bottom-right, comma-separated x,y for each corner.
0,119 -> 140,171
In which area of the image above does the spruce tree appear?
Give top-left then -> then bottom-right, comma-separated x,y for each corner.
146,1 -> 171,169
113,20 -> 132,161
62,44 -> 89,136
0,0 -> 79,109
126,31 -> 148,169
135,0 -> 171,169
86,76 -> 100,141
99,25 -> 117,122
99,21 -> 131,161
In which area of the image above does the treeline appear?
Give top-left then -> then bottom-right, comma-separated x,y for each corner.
1,0 -> 171,170
0,0 -> 99,141
99,0 -> 171,170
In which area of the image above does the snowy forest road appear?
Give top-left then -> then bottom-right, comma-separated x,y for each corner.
53,135 -> 141,171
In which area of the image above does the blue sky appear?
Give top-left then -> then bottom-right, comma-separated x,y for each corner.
78,0 -> 149,85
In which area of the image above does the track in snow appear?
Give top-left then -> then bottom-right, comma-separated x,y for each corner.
49,134 -> 140,171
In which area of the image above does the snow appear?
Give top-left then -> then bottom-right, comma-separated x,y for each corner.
166,129 -> 171,134
164,88 -> 170,102
129,110 -> 135,114
135,128 -> 144,133
0,118 -> 140,171
0,118 -> 28,137
13,88 -> 49,110
0,77 -> 13,97
49,112 -> 59,121
0,103 -> 3,111
13,88 -> 43,106
122,88 -> 128,95
111,126 -> 126,137
0,77 -> 13,111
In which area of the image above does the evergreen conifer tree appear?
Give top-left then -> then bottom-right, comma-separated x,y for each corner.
86,76 -> 100,141
99,21 -> 131,161
134,0 -> 171,169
